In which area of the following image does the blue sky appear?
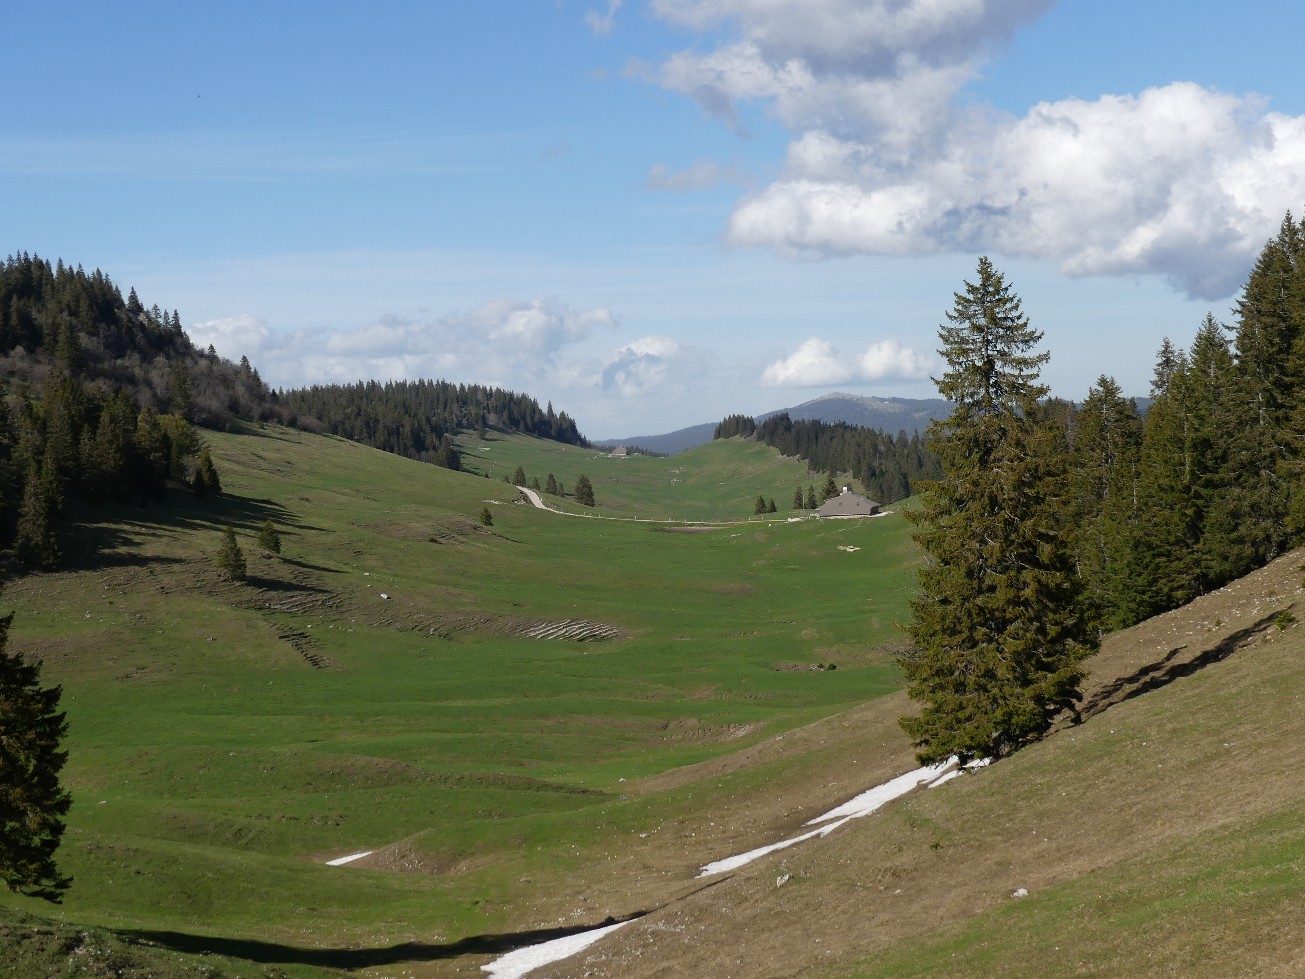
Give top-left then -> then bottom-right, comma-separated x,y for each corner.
6,1 -> 1305,438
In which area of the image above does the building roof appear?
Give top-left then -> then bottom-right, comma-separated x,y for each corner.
816,490 -> 882,518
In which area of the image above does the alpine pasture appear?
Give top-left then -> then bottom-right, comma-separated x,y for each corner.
0,424 -> 917,977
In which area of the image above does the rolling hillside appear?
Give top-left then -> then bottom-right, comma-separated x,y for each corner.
544,549 -> 1305,978
0,423 -> 919,978
2,418 -> 1303,978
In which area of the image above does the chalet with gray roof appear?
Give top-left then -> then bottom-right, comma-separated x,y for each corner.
816,487 -> 881,519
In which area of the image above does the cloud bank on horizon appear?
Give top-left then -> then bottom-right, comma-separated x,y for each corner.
643,0 -> 1305,302
191,298 -> 620,393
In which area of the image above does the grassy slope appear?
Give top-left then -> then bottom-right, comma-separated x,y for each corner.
0,425 -> 917,977
547,550 -> 1305,979
12,421 -> 1299,979
457,432 -> 828,521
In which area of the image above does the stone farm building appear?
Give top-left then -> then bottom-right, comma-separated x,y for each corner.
816,488 -> 882,519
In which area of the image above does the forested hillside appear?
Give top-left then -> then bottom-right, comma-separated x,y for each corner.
0,253 -> 285,567
0,253 -> 597,568
0,253 -> 281,427
1026,215 -> 1304,638
280,379 -> 587,470
714,412 -> 943,503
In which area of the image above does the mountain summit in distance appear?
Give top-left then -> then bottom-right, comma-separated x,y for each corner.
598,392 -> 955,455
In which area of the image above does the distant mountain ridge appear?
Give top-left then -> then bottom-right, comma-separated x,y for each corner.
760,391 -> 954,434
596,392 -> 955,455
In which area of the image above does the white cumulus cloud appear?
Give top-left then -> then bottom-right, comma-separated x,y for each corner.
186,313 -> 273,360
761,337 -> 934,387
645,0 -> 1305,298
601,335 -> 683,396
201,298 -> 618,394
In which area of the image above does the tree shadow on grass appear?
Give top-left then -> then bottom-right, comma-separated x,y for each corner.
57,491 -> 332,573
276,556 -> 347,575
1080,609 -> 1290,720
120,913 -> 646,969
242,574 -> 334,595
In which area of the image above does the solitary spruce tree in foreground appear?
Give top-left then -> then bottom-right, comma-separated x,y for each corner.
0,611 -> 72,901
901,257 -> 1094,764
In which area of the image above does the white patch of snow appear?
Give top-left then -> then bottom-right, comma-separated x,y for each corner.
804,761 -> 954,826
698,822 -> 837,877
926,768 -> 965,788
482,920 -> 631,979
926,757 -> 990,788
697,756 -> 991,878
325,850 -> 373,866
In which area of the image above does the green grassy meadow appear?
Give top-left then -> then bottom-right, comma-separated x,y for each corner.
457,432 -> 823,521
0,425 -> 918,975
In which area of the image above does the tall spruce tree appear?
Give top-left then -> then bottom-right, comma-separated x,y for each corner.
1184,315 -> 1242,589
574,474 -> 596,507
1069,376 -> 1143,632
1127,339 -> 1201,619
0,610 -> 72,902
900,257 -> 1094,764
215,525 -> 247,581
1230,213 -> 1305,545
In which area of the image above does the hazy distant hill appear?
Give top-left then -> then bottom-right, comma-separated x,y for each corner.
598,392 -> 954,455
760,391 -> 954,434
594,422 -> 718,456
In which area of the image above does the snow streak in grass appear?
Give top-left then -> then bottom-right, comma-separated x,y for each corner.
482,920 -> 631,979
698,757 -> 987,878
324,850 -> 373,866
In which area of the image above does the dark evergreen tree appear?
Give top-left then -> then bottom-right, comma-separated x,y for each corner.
479,506 -> 493,527
821,474 -> 838,501
1127,339 -> 1200,619
1228,213 -> 1305,548
15,465 -> 60,569
512,464 -> 527,487
767,498 -> 777,513
545,473 -> 559,496
792,487 -> 804,510
168,362 -> 192,420
54,321 -> 83,377
256,519 -> 281,555
574,474 -> 595,507
192,448 -> 220,497
0,611 -> 72,901
1184,316 -> 1242,588
901,257 -> 1094,764
1069,376 -> 1143,632
215,525 -> 246,581
806,485 -> 817,509
754,495 -> 767,515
